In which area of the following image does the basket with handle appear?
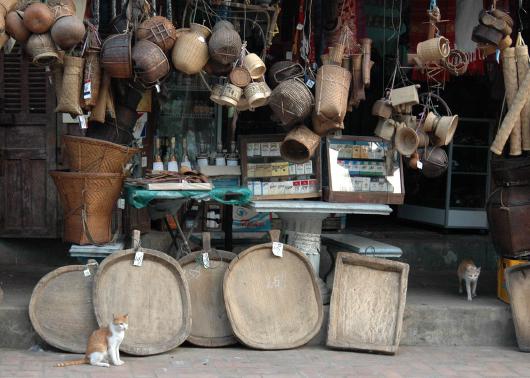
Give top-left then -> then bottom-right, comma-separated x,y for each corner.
101,32 -> 133,78
171,23 -> 211,75
208,21 -> 242,65
50,171 -> 124,245
63,135 -> 139,173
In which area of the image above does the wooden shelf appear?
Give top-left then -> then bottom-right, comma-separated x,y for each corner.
253,192 -> 321,200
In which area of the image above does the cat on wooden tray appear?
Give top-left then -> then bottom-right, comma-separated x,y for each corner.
457,259 -> 481,301
56,314 -> 128,368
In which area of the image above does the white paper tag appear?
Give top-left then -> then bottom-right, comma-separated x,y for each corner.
306,79 -> 315,88
133,251 -> 144,267
79,116 -> 88,129
417,160 -> 423,170
272,242 -> 283,257
155,84 -> 161,93
117,198 -> 125,209
83,81 -> 92,99
202,252 -> 210,269
296,23 -> 304,30
198,36 -> 206,43
141,156 -> 148,167
83,268 -> 91,277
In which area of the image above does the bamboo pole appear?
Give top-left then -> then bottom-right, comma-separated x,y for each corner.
502,48 -> 522,155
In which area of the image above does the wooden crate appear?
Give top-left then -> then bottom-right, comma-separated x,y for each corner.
327,253 -> 409,354
240,134 -> 322,200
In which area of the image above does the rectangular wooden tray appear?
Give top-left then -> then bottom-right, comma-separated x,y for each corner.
327,253 -> 409,354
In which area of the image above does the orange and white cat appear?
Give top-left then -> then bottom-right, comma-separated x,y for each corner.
56,314 -> 128,368
457,259 -> 481,301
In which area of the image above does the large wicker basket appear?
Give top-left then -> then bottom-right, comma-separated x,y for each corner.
63,135 -> 139,173
269,78 -> 314,127
50,171 -> 124,245
314,64 -> 351,124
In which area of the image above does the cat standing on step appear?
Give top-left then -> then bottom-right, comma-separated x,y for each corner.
457,259 -> 481,301
56,314 -> 128,368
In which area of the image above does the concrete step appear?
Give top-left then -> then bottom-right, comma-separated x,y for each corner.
0,265 -> 516,350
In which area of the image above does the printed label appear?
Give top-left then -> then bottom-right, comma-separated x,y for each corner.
272,242 -> 283,257
133,251 -> 144,267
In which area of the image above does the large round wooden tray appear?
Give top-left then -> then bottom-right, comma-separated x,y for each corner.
179,249 -> 237,347
93,248 -> 191,355
29,265 -> 99,353
223,242 -> 323,349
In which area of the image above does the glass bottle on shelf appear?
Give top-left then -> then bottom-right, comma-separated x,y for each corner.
215,143 -> 226,166
181,138 -> 192,169
152,137 -> 164,171
227,141 -> 239,166
197,142 -> 209,168
167,137 -> 179,172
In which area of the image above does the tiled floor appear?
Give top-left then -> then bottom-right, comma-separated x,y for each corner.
0,345 -> 528,378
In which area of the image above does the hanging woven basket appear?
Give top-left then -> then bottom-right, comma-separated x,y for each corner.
101,33 -> 133,78
209,21 -> 242,65
280,125 -> 320,164
136,16 -> 177,53
171,23 -> 211,75
132,39 -> 171,88
269,78 -> 314,128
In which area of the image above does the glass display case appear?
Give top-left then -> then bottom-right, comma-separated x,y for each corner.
398,118 -> 493,229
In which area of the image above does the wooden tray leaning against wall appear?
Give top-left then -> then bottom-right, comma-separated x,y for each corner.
223,230 -> 323,350
178,233 -> 238,347
327,253 -> 409,355
506,262 -> 530,352
29,264 -> 99,353
93,231 -> 191,356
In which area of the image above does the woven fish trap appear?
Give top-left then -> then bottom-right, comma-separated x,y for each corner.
171,23 -> 211,75
208,23 -> 242,65
417,36 -> 450,62
136,16 -> 177,52
26,32 -> 59,66
55,55 -> 84,116
315,64 -> 351,124
269,78 -> 314,127
63,135 -> 139,173
50,171 -> 124,245
132,39 -> 170,88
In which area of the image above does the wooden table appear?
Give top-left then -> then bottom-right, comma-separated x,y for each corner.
251,201 -> 393,274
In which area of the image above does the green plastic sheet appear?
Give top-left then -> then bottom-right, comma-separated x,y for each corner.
125,185 -> 252,209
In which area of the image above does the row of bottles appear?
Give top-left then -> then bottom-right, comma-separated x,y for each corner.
147,137 -> 240,173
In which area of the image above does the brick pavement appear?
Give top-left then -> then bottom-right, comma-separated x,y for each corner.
0,346 -> 529,378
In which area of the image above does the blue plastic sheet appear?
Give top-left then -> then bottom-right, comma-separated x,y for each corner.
125,185 -> 252,209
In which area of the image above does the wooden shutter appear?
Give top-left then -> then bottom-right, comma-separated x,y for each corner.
0,45 -> 58,237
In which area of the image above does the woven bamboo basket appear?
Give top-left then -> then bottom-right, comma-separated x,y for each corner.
229,67 -> 251,88
217,83 -> 243,107
136,16 -> 177,52
101,33 -> 133,79
51,15 -> 85,50
56,56 -> 84,116
209,84 -> 224,105
395,124 -> 419,156
417,36 -> 450,62
269,78 -> 314,127
0,0 -> 19,33
50,171 -> 124,245
268,61 -> 304,88
26,32 -> 59,66
209,22 -> 242,65
244,81 -> 270,108
312,113 -> 343,136
314,64 -> 351,124
419,147 -> 448,178
328,44 -> 345,65
243,53 -> 266,79
82,50 -> 101,108
63,135 -> 139,173
48,0 -> 76,21
132,39 -> 170,88
280,125 -> 320,164
172,23 -> 211,75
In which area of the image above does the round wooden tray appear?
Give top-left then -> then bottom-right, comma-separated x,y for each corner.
93,248 -> 191,355
29,265 -> 99,353
179,249 -> 238,347
223,242 -> 323,350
